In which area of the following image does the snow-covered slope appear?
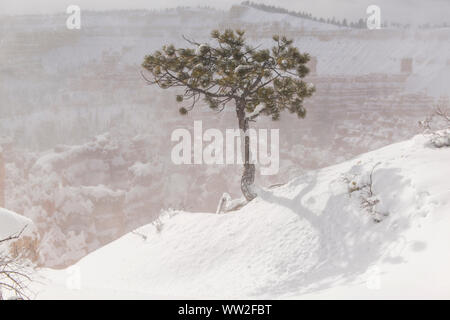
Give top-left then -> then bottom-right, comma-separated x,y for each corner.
0,207 -> 38,264
35,134 -> 450,299
0,208 -> 34,240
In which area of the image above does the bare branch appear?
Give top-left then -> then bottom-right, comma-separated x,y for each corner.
0,225 -> 33,300
435,107 -> 450,122
0,225 -> 27,245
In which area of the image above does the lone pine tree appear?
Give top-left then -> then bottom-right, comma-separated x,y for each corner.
142,29 -> 315,201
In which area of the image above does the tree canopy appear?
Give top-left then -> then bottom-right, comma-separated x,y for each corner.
142,29 -> 314,121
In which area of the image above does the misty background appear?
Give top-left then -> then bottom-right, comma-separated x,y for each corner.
1,0 -> 450,25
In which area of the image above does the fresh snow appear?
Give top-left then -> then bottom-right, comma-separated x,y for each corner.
0,208 -> 34,241
34,135 -> 450,299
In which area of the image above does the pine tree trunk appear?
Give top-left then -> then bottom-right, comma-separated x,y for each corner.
237,100 -> 257,202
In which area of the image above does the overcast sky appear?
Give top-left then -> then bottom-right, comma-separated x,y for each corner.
1,0 -> 449,24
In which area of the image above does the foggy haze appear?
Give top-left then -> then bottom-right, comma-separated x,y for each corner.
1,0 -> 449,25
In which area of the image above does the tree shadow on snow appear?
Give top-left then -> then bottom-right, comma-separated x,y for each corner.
252,168 -> 413,297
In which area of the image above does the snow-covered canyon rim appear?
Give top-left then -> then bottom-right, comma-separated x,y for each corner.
33,134 -> 450,299
1,3 -> 449,298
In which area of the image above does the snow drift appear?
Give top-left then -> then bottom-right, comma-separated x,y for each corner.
36,134 -> 450,299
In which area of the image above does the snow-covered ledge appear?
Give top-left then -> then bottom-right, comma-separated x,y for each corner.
0,208 -> 39,262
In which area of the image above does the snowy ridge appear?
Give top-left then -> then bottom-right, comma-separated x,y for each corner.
36,135 -> 450,299
238,6 -> 344,31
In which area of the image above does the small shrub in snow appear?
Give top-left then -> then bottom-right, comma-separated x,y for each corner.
149,209 -> 180,234
428,129 -> 450,148
419,106 -> 450,148
151,217 -> 164,233
0,227 -> 33,300
342,162 -> 388,223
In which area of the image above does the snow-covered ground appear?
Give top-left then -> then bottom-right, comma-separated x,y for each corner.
33,134 -> 450,299
0,208 -> 34,241
2,6 -> 450,267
